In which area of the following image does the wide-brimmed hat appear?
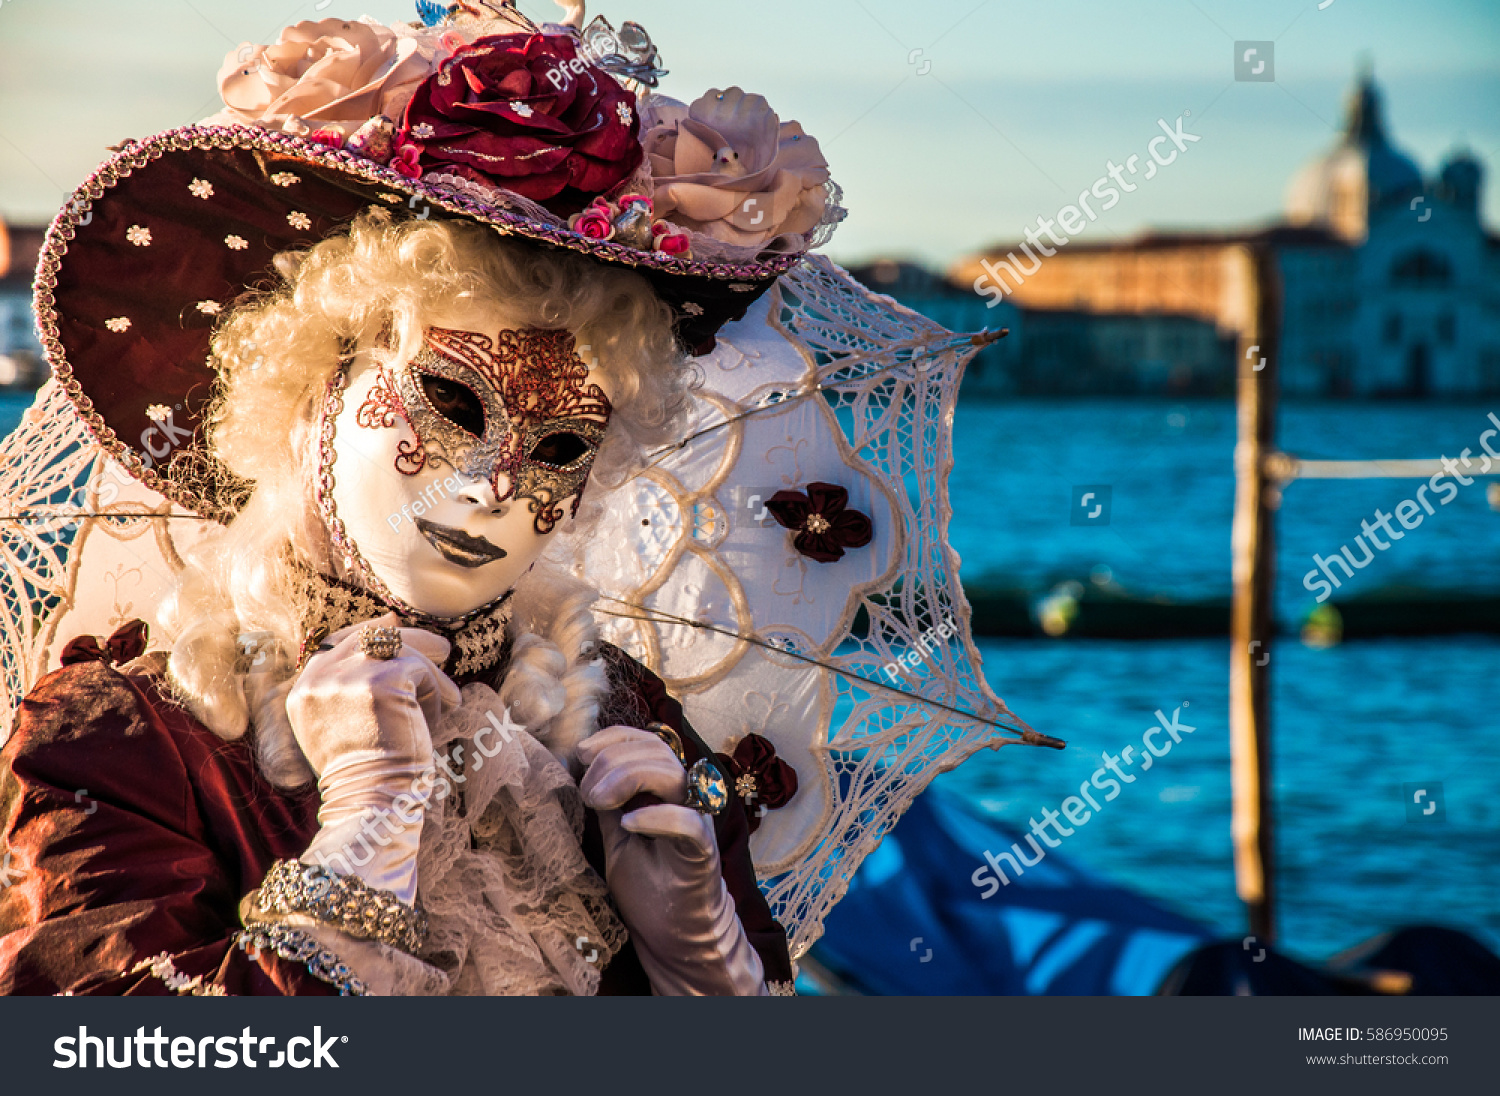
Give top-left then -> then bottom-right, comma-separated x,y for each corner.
33,2 -> 843,521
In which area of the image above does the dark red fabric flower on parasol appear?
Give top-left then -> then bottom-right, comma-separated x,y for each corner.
397,33 -> 643,217
717,734 -> 798,834
765,481 -> 873,563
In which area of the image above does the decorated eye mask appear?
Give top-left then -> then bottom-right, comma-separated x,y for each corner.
359,325 -> 613,534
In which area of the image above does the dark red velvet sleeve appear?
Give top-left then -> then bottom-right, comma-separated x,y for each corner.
0,661 -> 336,996
596,645 -> 795,987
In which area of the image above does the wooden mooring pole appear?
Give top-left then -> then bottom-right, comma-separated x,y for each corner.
1229,243 -> 1282,944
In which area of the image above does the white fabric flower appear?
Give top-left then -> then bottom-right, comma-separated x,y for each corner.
126,225 -> 152,247
645,88 -> 831,250
189,179 -> 215,199
203,18 -> 435,141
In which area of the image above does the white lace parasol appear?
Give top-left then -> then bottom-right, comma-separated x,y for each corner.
0,256 -> 1043,960
567,255 -> 1040,957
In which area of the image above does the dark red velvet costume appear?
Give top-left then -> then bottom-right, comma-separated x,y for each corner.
0,637 -> 791,995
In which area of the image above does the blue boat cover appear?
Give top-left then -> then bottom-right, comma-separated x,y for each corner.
808,790 -> 1211,995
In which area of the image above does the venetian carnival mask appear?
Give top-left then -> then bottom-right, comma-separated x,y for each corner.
318,311 -> 614,619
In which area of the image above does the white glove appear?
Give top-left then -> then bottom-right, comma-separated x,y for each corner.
577,726 -> 767,996
285,613 -> 461,904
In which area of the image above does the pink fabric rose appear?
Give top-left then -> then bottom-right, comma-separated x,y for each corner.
644,87 -> 832,250
206,19 -> 434,141
571,208 -> 616,240
391,144 -> 422,179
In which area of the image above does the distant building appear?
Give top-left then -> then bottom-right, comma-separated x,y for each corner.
947,69 -> 1500,398
847,257 -> 1235,396
1018,308 -> 1235,396
0,220 -> 49,388
1280,75 -> 1497,395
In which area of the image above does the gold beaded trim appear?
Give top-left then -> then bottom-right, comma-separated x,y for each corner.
129,951 -> 229,996
248,859 -> 428,955
295,565 -> 513,678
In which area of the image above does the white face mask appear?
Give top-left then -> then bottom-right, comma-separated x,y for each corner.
317,310 -> 613,619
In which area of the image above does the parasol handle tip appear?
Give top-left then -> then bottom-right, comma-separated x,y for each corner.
969,328 -> 1010,347
1021,729 -> 1067,750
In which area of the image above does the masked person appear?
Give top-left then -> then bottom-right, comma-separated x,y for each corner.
0,2 -> 839,996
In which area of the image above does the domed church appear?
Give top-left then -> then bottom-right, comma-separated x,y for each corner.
949,68 -> 1500,398
1279,69 -> 1498,396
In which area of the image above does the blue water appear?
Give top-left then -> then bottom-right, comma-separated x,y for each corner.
949,398 -> 1500,619
943,396 -> 1500,960
4,388 -> 1497,961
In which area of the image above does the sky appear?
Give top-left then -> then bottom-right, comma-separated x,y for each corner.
1,0 -> 1497,269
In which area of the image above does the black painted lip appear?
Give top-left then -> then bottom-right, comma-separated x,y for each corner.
415,518 -> 508,568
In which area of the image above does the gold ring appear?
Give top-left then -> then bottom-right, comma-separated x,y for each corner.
358,624 -> 403,660
645,721 -> 686,764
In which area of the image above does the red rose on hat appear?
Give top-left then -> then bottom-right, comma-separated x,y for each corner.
397,33 -> 643,217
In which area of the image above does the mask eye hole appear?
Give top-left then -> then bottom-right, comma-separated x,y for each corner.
419,373 -> 486,437
528,431 -> 592,468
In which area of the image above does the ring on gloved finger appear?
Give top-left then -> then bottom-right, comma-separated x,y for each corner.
357,624 -> 403,661
683,758 -> 729,815
645,721 -> 686,764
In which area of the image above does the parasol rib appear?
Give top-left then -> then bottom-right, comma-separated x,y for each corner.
641,328 -> 1008,472
596,597 -> 1064,750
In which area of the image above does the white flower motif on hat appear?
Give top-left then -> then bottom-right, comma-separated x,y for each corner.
411,122 -> 436,138
511,102 -> 534,119
287,211 -> 312,231
377,192 -> 402,204
270,172 -> 300,187
105,317 -> 131,333
126,225 -> 153,247
682,301 -> 705,316
196,300 -> 223,315
146,404 -> 172,423
615,102 -> 632,126
225,235 -> 248,251
189,179 -> 214,200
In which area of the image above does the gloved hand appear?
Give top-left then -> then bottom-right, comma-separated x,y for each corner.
577,726 -> 767,996
285,613 -> 461,904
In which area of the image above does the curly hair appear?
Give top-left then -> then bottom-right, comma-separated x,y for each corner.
157,210 -> 688,786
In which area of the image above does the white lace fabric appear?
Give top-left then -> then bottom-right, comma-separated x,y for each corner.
412,682 -> 627,996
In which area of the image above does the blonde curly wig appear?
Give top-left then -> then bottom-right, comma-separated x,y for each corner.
158,209 -> 688,786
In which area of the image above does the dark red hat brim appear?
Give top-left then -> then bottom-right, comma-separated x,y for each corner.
35,125 -> 795,520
